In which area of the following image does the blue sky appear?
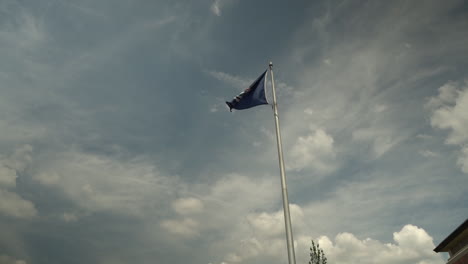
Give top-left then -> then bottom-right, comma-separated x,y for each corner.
0,0 -> 467,264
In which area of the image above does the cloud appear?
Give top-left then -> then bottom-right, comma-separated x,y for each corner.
32,150 -> 180,216
313,225 -> 444,264
172,197 -> 204,215
0,145 -> 37,218
0,189 -> 37,219
353,128 -> 405,158
246,204 -> 304,238
210,0 -> 222,16
1,145 -> 33,174
0,165 -> 16,188
205,70 -> 250,90
0,1 -> 467,263
428,81 -> 468,172
208,98 -> 228,113
287,128 -> 336,173
0,10 -> 46,50
160,198 -> 204,237
0,255 -> 27,264
160,218 -> 199,237
217,203 -> 300,264
428,82 -> 468,145
419,150 -> 439,158
280,0 -> 468,167
216,203 -> 443,264
457,146 -> 468,173
62,212 -> 79,222
210,0 -> 236,16
426,82 -> 459,109
155,173 -> 280,244
206,174 -> 278,212
0,120 -> 46,147
34,172 -> 61,185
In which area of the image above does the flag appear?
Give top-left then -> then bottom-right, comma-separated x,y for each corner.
226,70 -> 268,111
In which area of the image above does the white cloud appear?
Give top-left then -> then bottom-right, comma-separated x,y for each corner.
272,79 -> 295,98
429,82 -> 468,145
282,1 -> 464,167
247,204 -> 304,238
0,189 -> 37,219
0,145 -> 37,218
304,108 -> 314,115
1,145 -> 33,173
160,198 -> 204,237
17,13 -> 45,48
426,82 -> 458,109
209,98 -> 227,113
32,151 -> 281,246
260,126 -> 275,141
374,104 -> 388,113
160,218 -> 199,237
419,150 -> 439,158
0,110 -> 47,144
353,128 -> 404,158
312,225 -> 444,264
210,104 -> 219,112
214,204 -> 307,263
57,2 -> 108,19
172,197 -> 204,215
32,150 -> 180,216
217,201 -> 443,264
209,174 -> 278,212
416,134 -> 433,140
34,172 -> 61,185
205,70 -> 250,90
0,255 -> 27,264
27,153 -> 281,243
224,253 -> 243,263
0,165 -> 17,188
210,0 -> 235,16
0,11 -> 46,51
287,128 -> 336,173
428,81 -> 468,172
157,174 -> 280,244
62,212 -> 79,222
210,0 -> 222,16
457,146 -> 468,173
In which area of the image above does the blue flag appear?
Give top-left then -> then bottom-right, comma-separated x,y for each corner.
226,70 -> 269,111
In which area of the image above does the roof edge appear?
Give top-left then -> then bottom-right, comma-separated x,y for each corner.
434,218 -> 468,253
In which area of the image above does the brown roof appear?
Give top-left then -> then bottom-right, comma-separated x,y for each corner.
434,218 -> 468,252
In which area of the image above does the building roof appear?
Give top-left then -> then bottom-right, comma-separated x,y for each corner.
434,218 -> 468,253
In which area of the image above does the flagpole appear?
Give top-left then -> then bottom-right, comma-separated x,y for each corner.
269,61 -> 296,264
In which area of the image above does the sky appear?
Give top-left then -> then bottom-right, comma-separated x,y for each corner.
0,0 -> 467,264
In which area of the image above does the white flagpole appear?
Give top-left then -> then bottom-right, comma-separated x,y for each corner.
269,61 -> 296,264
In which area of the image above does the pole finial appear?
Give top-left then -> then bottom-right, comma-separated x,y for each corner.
269,61 -> 273,67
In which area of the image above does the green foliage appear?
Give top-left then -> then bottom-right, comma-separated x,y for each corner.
309,240 -> 327,264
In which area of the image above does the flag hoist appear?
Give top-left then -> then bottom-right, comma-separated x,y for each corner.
225,62 -> 296,264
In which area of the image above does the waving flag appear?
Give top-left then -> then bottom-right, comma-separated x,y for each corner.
225,70 -> 268,111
